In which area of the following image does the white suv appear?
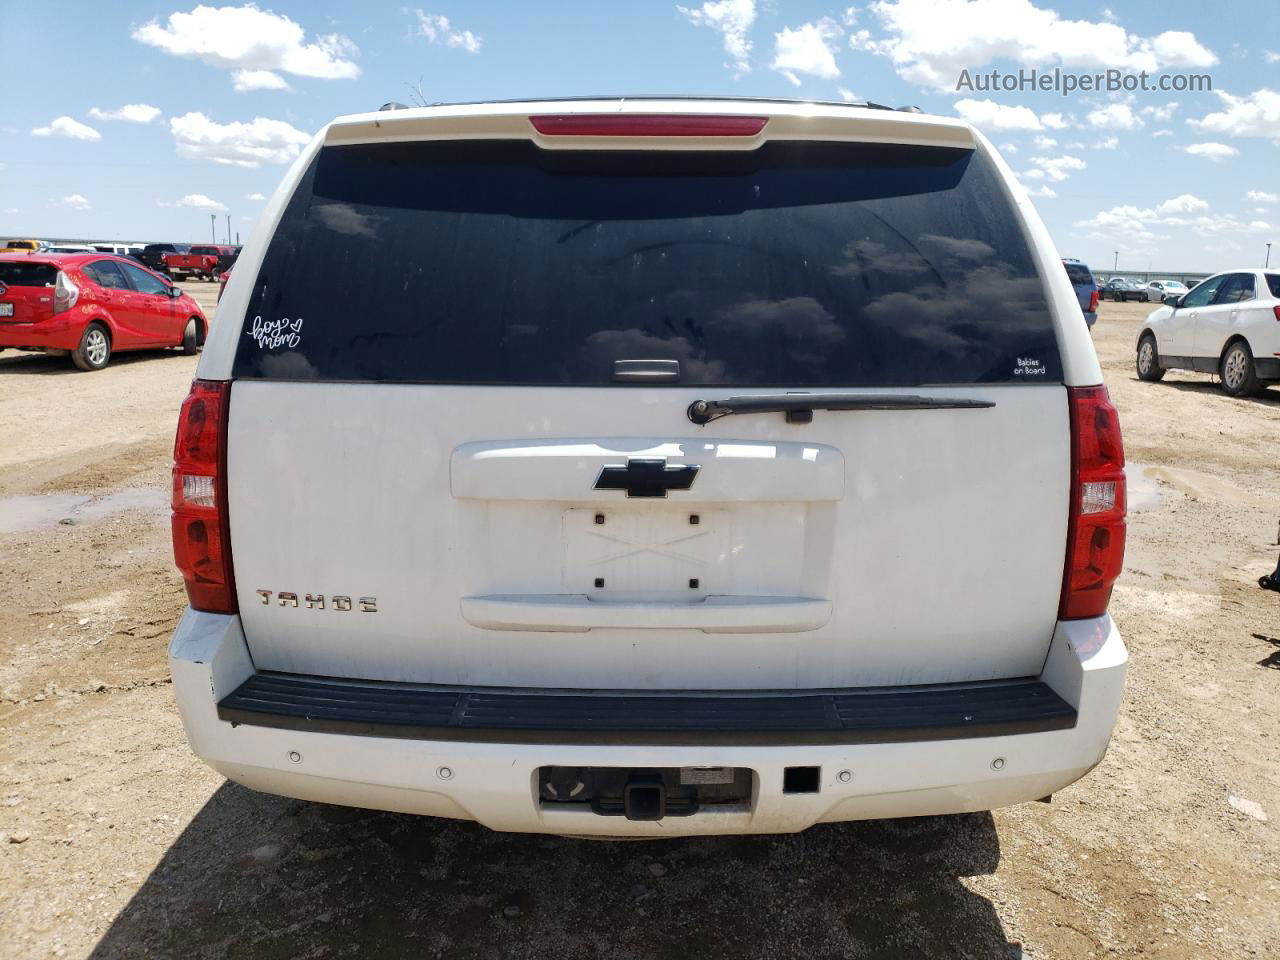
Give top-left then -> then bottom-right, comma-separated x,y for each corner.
1136,269 -> 1280,396
167,98 -> 1128,837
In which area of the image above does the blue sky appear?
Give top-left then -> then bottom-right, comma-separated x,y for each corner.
1,0 -> 1277,272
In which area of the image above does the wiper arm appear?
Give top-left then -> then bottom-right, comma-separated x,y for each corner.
687,393 -> 995,425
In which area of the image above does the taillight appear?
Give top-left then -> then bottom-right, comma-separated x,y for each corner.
1088,289 -> 1100,312
529,114 -> 768,137
1060,386 -> 1126,620
53,270 -> 80,314
1273,305 -> 1280,322
171,380 -> 237,613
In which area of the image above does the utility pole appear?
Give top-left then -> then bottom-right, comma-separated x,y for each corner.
1267,242 -> 1273,268
226,214 -> 231,244
1113,250 -> 1118,273
209,213 -> 216,243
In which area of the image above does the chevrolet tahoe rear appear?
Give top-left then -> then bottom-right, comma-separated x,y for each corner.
167,98 -> 1127,837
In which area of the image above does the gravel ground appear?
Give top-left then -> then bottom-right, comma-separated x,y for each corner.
0,294 -> 1277,959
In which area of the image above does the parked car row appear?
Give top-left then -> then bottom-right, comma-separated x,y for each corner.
4,239 -> 240,283
0,251 -> 207,370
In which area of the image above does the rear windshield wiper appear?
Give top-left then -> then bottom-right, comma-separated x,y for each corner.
687,393 -> 995,425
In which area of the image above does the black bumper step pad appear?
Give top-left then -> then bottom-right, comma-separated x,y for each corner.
217,672 -> 1076,746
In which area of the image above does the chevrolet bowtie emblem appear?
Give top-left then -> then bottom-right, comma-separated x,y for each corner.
593,458 -> 700,498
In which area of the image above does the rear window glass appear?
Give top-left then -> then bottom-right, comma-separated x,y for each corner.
0,262 -> 56,286
1063,263 -> 1093,286
190,246 -> 218,255
1267,274 -> 1280,298
234,139 -> 1062,386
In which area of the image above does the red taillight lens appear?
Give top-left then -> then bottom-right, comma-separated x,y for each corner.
171,379 -> 237,613
1060,386 -> 1126,620
529,114 -> 768,137
1273,305 -> 1280,322
1088,289 -> 1100,312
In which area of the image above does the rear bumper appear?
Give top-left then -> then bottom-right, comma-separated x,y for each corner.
0,313 -> 85,350
1255,357 -> 1280,380
170,612 -> 1127,836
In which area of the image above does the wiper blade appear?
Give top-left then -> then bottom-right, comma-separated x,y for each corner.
687,393 -> 995,425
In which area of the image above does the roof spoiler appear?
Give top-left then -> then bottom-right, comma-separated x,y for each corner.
328,99 -> 975,152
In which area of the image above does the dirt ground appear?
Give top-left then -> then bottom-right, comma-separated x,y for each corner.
1,294 -> 1277,960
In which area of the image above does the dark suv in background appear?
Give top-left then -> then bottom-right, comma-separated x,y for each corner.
1063,258 -> 1099,328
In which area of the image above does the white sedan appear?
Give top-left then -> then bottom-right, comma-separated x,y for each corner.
1136,269 -> 1280,396
1146,279 -> 1190,300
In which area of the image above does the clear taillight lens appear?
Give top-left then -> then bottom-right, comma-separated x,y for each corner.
171,380 -> 237,613
53,270 -> 79,315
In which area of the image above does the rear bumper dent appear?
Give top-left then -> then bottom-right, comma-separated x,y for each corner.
170,611 -> 1126,836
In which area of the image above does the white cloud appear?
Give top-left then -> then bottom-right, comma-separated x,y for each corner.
1156,193 -> 1208,215
1191,88 -> 1280,139
1088,103 -> 1143,130
1181,142 -> 1239,161
169,112 -> 311,167
850,0 -> 1216,91
771,18 -> 843,85
838,87 -> 860,101
999,143 -> 1018,154
133,4 -> 360,83
954,98 -> 1043,131
1076,202 -> 1270,247
1025,154 -> 1087,182
175,193 -> 227,212
88,104 -> 161,124
1152,129 -> 1173,137
55,194 -> 91,211
1041,112 -> 1071,129
412,11 -> 482,53
1033,134 -> 1057,151
1140,101 -> 1179,122
1265,51 -> 1280,64
232,69 -> 291,92
1246,190 -> 1278,203
678,0 -> 756,76
1094,136 -> 1119,149
31,116 -> 101,141
1024,184 -> 1057,198
246,192 -> 266,200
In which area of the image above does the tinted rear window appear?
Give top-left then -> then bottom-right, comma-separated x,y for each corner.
190,246 -> 219,255
0,262 -> 56,286
1064,263 -> 1093,286
235,139 -> 1061,386
1267,274 -> 1280,298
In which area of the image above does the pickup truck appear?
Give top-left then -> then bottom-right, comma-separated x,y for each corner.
169,97 -> 1128,837
137,243 -> 189,274
163,244 -> 237,282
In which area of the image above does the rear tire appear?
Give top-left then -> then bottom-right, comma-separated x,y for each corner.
72,322 -> 111,371
1136,333 -> 1165,382
181,318 -> 204,355
1220,340 -> 1261,397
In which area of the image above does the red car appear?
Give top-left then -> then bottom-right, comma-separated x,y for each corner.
0,253 -> 207,371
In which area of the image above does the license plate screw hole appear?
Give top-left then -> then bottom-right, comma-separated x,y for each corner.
689,514 -> 700,525
594,513 -> 605,525
688,579 -> 699,589
594,578 -> 605,589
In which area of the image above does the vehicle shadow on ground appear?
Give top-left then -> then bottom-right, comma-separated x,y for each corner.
88,783 -> 1018,960
0,349 -> 184,376
1149,377 -> 1280,406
